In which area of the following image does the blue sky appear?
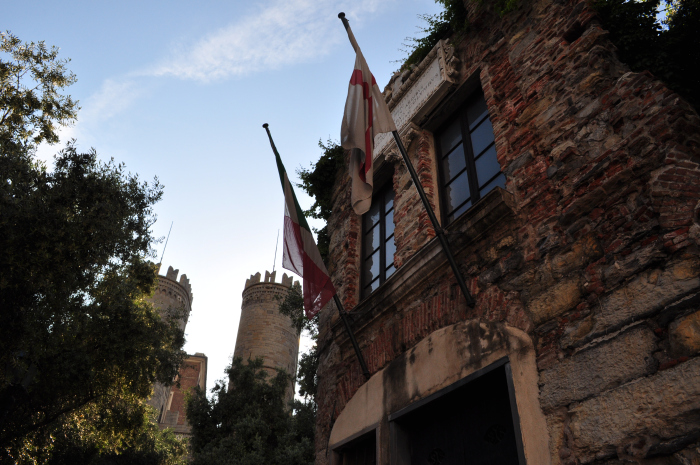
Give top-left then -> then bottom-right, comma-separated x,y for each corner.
6,0 -> 444,391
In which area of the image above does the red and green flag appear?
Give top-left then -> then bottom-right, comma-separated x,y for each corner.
264,124 -> 336,319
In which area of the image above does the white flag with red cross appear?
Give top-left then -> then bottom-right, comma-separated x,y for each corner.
340,18 -> 397,215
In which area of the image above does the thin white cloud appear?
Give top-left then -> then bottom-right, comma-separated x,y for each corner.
33,0 -> 393,161
145,0 -> 392,82
33,77 -> 143,165
81,78 -> 143,122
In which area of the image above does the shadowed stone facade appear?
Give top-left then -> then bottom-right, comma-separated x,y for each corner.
233,270 -> 300,404
316,0 -> 700,464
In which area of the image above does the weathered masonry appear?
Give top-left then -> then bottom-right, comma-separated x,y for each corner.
316,0 -> 700,464
233,270 -> 300,405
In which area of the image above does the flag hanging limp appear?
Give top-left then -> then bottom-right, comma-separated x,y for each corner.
264,125 -> 336,319
340,18 -> 397,215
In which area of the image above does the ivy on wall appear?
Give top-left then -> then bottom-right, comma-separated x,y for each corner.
400,0 -> 519,71
296,139 -> 345,264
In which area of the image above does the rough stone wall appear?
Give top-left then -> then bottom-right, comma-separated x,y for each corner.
233,271 -> 300,404
316,0 -> 700,464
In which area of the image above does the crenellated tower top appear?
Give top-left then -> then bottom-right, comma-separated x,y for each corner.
244,270 -> 296,290
235,270 -> 300,405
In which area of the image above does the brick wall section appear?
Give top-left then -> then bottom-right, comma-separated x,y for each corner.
327,182 -> 361,311
393,132 -> 439,269
170,360 -> 201,427
156,354 -> 207,437
316,0 -> 700,463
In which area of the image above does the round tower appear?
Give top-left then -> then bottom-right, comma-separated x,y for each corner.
233,270 -> 300,402
146,264 -> 194,419
150,265 -> 193,332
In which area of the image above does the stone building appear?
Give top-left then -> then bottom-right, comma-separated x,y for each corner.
315,1 -> 700,464
157,353 -> 207,437
233,270 -> 301,404
146,265 -> 206,437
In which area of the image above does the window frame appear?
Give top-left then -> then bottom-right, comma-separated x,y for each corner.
435,90 -> 504,225
360,181 -> 396,299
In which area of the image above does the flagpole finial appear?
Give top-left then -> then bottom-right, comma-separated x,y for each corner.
263,123 -> 269,129
338,12 -> 349,30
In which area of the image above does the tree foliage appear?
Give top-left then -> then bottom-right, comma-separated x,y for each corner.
0,33 -> 185,464
186,285 -> 320,465
277,283 -> 319,400
0,31 -> 78,149
401,0 -> 469,71
185,358 -> 315,465
12,400 -> 188,465
594,0 -> 700,112
296,139 -> 345,263
400,0 -> 519,71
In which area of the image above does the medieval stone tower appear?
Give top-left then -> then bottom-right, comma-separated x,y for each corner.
233,270 -> 300,403
150,265 -> 193,331
146,265 -> 194,425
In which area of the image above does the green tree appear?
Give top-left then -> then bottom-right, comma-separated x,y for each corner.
592,0 -> 699,111
277,282 -> 319,401
0,31 -> 78,149
0,140 -> 185,461
296,139 -> 345,264
186,357 -> 315,465
0,33 -> 186,464
14,400 -> 188,465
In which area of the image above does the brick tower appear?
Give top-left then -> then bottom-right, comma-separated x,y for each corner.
233,270 -> 300,404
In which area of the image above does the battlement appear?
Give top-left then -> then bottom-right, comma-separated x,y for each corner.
244,270 -> 297,289
235,270 -> 301,406
158,265 -> 194,303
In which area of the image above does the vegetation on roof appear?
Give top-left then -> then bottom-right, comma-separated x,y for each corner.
399,0 -> 519,72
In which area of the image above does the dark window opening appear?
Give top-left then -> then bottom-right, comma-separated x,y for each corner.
334,430 -> 377,465
361,183 -> 395,298
436,90 -> 505,225
390,363 -> 524,465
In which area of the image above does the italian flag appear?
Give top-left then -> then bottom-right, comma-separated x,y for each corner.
266,126 -> 336,319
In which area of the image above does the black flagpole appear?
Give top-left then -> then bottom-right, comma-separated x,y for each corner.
333,294 -> 371,379
390,131 -> 476,307
338,13 -> 476,308
262,123 -> 371,380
